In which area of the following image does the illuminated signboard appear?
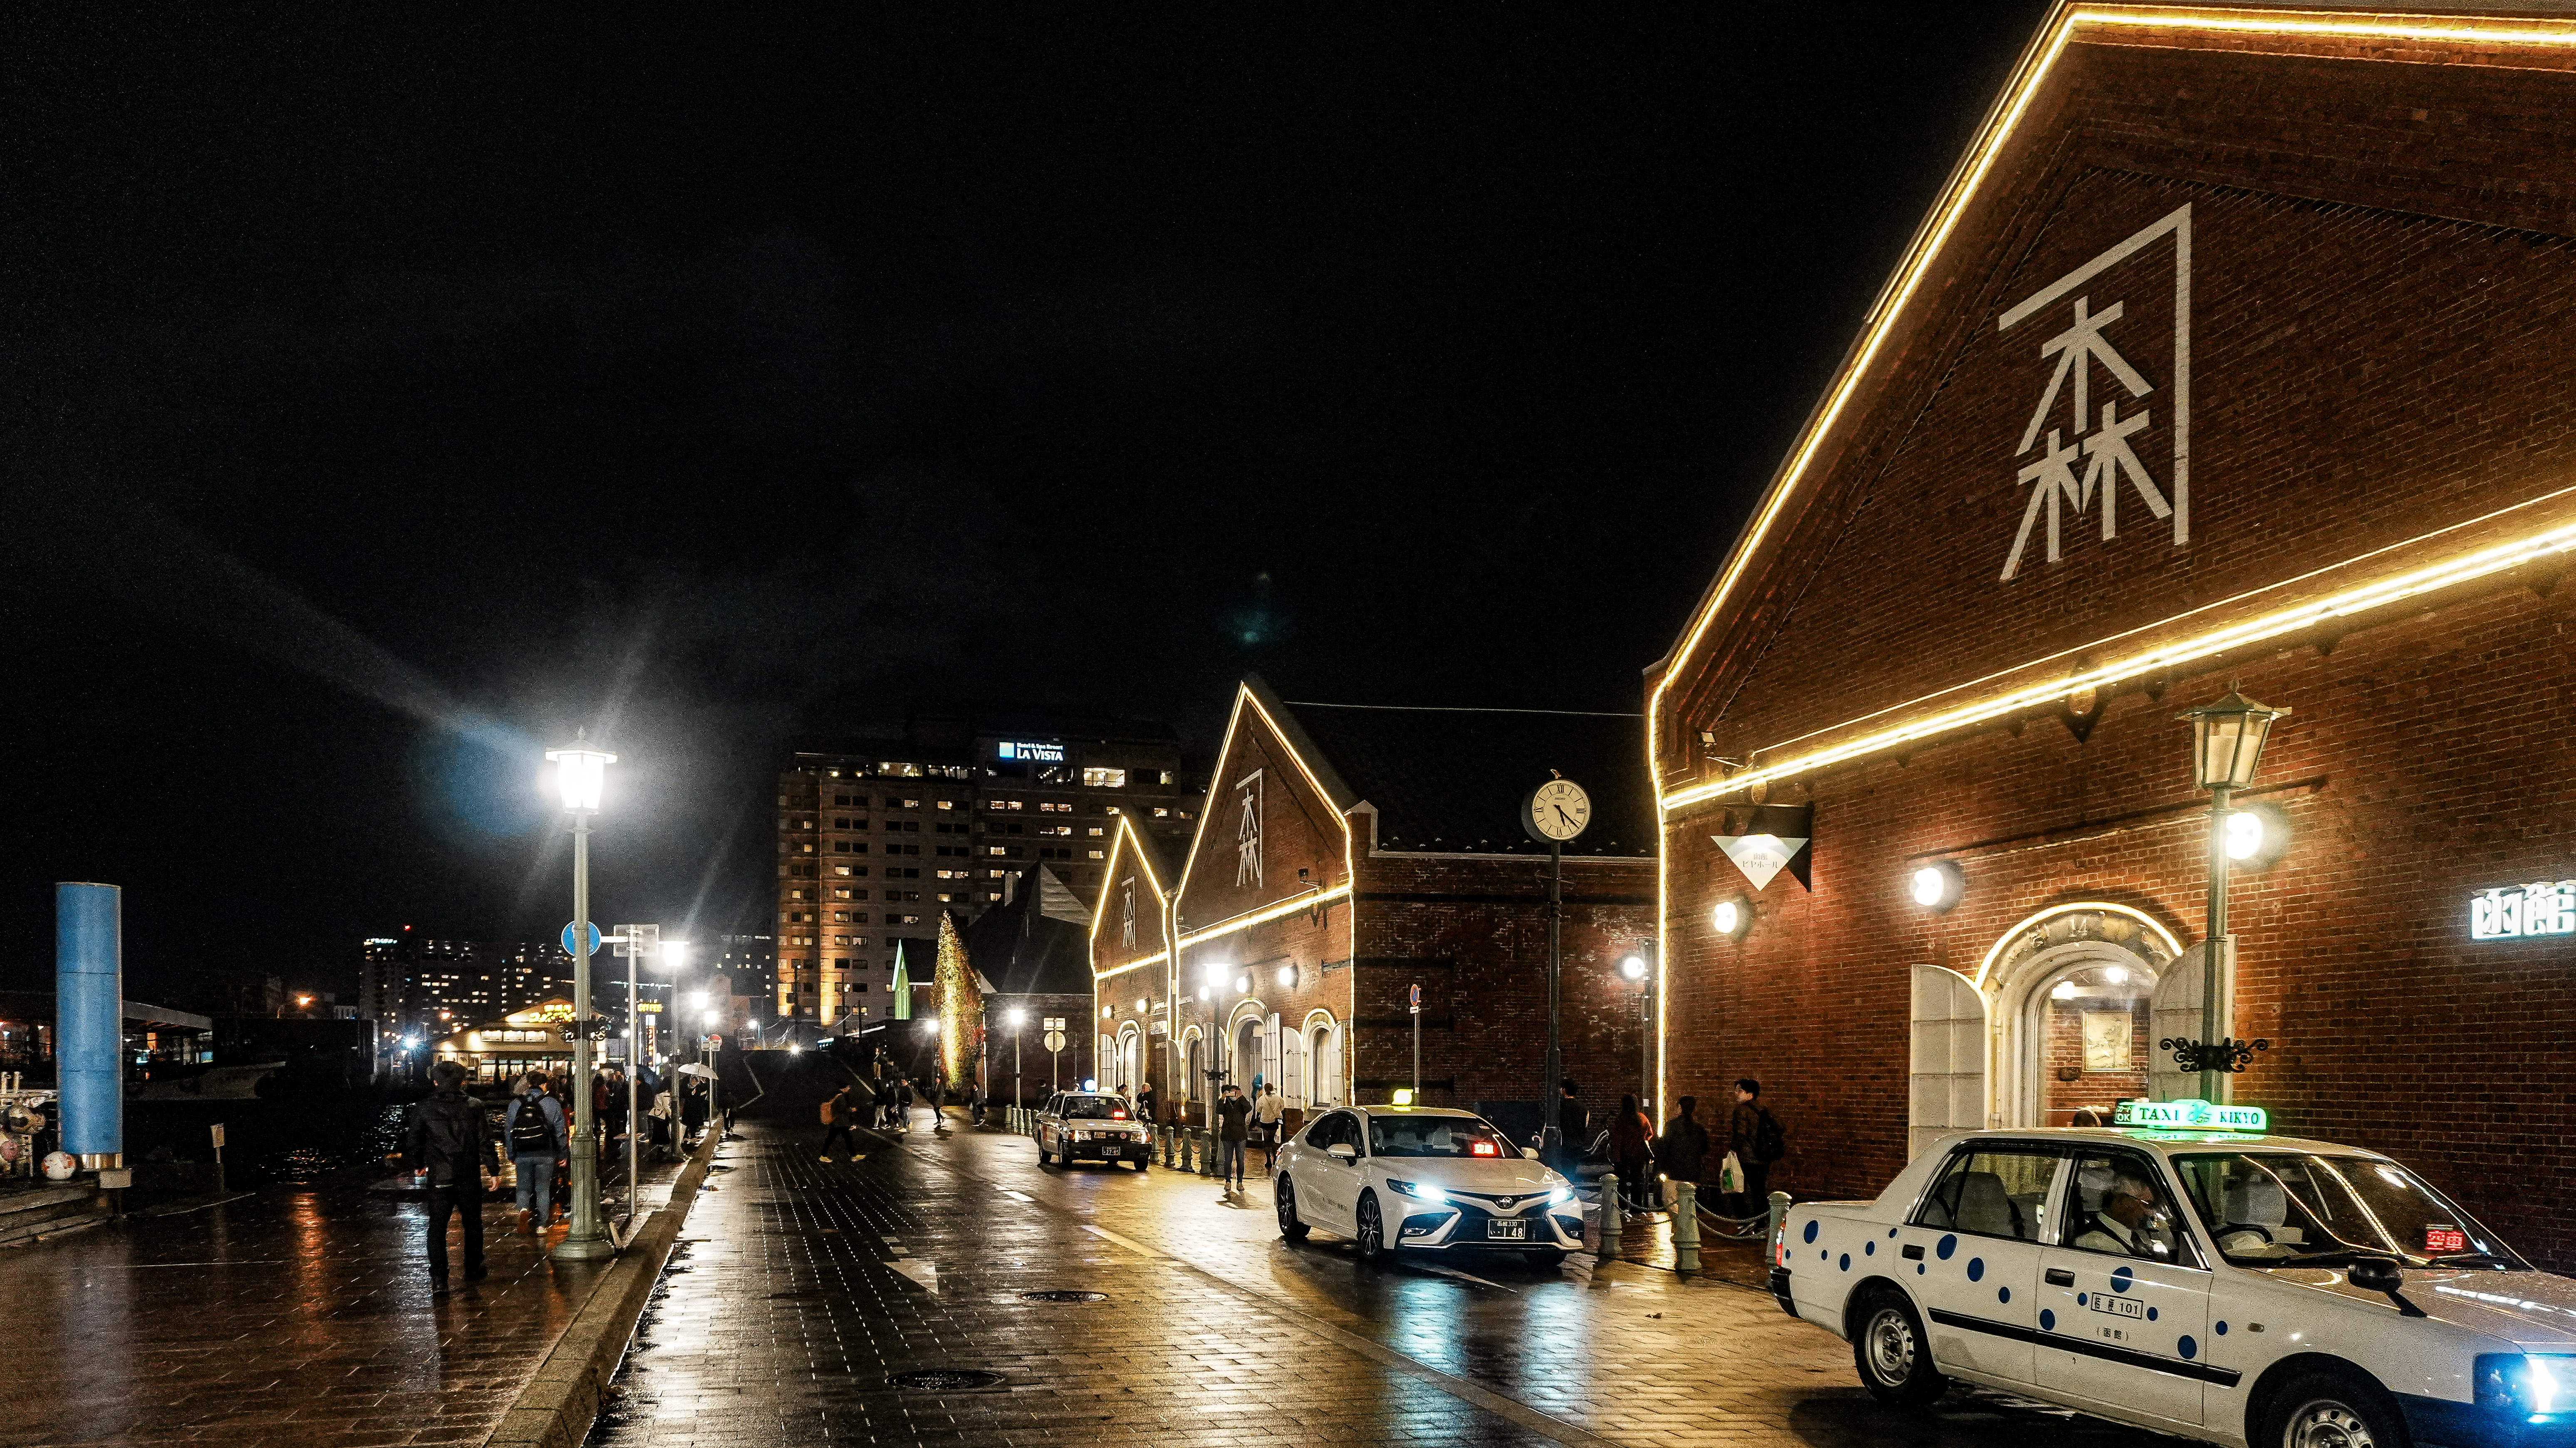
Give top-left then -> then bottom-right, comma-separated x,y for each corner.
2470,881 -> 2576,941
998,741 -> 1065,762
536,1002 -> 576,1022
2113,1098 -> 2269,1132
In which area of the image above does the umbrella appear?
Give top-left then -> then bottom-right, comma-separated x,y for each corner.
675,1062 -> 718,1079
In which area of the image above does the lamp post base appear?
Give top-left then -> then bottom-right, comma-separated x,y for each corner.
550,1231 -> 616,1261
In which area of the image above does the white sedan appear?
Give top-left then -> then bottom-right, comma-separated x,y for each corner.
1273,1104 -> 1581,1264
1035,1091 -> 1151,1170
1777,1101 -> 2572,1448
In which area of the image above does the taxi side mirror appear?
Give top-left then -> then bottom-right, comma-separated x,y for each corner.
2348,1257 -> 2403,1292
1326,1143 -> 1357,1162
1522,1147 -> 1541,1160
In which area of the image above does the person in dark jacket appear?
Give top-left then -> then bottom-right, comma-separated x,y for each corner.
1608,1093 -> 1656,1214
1656,1096 -> 1712,1191
405,1059 -> 500,1287
504,1074 -> 569,1235
1726,1078 -> 1783,1218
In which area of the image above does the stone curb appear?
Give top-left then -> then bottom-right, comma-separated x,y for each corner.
481,1131 -> 723,1448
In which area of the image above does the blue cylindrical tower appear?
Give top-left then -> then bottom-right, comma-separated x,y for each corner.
56,882 -> 123,1169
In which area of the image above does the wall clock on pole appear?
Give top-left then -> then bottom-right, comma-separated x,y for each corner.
1522,777 -> 1591,844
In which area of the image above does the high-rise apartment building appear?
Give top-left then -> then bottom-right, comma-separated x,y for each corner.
357,933 -> 575,1043
774,706 -> 1202,1028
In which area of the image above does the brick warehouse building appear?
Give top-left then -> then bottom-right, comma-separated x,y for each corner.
1646,2 -> 2576,1263
1092,678 -> 1657,1139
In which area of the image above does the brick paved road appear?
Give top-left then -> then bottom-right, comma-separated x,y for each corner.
592,1104 -> 2190,1448
0,1143 -> 694,1448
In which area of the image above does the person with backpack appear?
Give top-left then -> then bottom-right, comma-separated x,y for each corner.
1727,1078 -> 1787,1218
818,1085 -> 862,1162
504,1074 -> 568,1236
404,1059 -> 500,1289
872,1074 -> 898,1131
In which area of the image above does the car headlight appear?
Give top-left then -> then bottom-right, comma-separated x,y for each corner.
2479,1355 -> 2576,1420
1387,1179 -> 1449,1204
1548,1186 -> 1573,1206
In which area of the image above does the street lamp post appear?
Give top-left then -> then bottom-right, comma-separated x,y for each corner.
1620,948 -> 1652,1114
2180,688 -> 2288,1103
546,733 -> 617,1261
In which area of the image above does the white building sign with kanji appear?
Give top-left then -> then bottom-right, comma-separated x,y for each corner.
1996,204 -> 2192,582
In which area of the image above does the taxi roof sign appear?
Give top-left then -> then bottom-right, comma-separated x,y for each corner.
2114,1098 -> 2268,1132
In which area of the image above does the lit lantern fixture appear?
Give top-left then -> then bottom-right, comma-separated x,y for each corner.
1619,954 -> 1647,982
1235,974 -> 1251,995
1134,998 -> 1147,1014
1101,1005 -> 1112,1019
1197,987 -> 1211,1002
1909,861 -> 1966,913
1204,961 -> 1229,989
1711,896 -> 1752,940
2226,802 -> 2293,868
1006,1007 -> 1027,1027
1276,964 -> 1295,988
546,733 -> 618,813
919,1014 -> 939,1032
2182,689 -> 2288,792
2104,966 -> 2128,985
2179,687 -> 2290,1101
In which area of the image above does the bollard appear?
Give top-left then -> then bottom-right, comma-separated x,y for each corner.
1673,1180 -> 1702,1274
1183,1127 -> 1198,1174
1768,1189 -> 1791,1260
1161,1125 -> 1175,1168
1197,1129 -> 1215,1177
1598,1173 -> 1622,1257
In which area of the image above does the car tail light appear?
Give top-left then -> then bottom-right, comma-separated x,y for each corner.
1471,1141 -> 1498,1156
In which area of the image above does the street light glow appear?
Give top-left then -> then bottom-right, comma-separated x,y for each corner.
545,734 -> 618,812
690,990 -> 709,1008
1619,955 -> 1647,981
1006,1008 -> 1027,1027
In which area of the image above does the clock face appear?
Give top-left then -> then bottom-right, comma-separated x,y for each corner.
1525,779 -> 1592,842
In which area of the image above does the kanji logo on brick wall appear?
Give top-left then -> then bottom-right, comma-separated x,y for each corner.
1120,876 -> 1137,948
1234,768 -> 1264,889
1997,204 -> 2192,582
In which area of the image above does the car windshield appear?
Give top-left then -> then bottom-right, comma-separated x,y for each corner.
2170,1152 -> 2525,1270
1063,1097 -> 1130,1120
1368,1114 -> 1513,1158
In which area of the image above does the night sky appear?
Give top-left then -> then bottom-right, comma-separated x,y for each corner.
0,7 -> 2049,1003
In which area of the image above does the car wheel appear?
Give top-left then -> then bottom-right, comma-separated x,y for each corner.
1133,1158 -> 1150,1172
1851,1286 -> 1947,1407
1355,1191 -> 1387,1262
2261,1368 -> 2403,1448
1276,1178 -> 1310,1241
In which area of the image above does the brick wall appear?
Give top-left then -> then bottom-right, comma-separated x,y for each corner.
1651,22 -> 2576,1265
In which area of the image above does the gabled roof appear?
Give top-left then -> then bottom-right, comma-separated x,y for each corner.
1279,700 -> 1655,858
1647,0 -> 2576,814
964,868 -> 1094,996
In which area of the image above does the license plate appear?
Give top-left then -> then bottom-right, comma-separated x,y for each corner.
1101,1143 -> 1122,1155
1487,1220 -> 1528,1240
2087,1292 -> 2145,1320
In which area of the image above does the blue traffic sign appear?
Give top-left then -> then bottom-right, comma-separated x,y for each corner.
561,921 -> 602,956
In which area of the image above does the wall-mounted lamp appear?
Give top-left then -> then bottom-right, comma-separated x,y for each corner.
1909,861 -> 1966,913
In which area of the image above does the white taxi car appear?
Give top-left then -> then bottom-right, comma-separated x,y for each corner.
1035,1091 -> 1150,1170
1776,1099 -> 2568,1448
1274,1103 -> 1581,1264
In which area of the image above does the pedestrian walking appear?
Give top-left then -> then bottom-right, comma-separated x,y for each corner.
1726,1078 -> 1787,1218
599,1068 -> 629,1175
1550,1077 -> 1590,1172
647,1083 -> 675,1161
1253,1084 -> 1286,1170
1608,1092 -> 1655,1215
1134,1079 -> 1157,1124
1655,1095 -> 1712,1207
818,1084 -> 863,1161
928,1075 -> 949,1131
897,1076 -> 916,1133
404,1059 -> 499,1288
504,1072 -> 568,1236
963,1079 -> 984,1126
679,1076 -> 708,1146
1213,1083 -> 1253,1192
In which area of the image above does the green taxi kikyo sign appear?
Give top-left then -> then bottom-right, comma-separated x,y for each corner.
2114,1098 -> 2268,1131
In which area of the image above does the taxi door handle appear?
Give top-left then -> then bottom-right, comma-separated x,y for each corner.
2044,1268 -> 2076,1287
1901,1245 -> 1924,1261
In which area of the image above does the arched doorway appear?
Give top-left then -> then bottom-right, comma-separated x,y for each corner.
1228,1004 -> 1266,1094
1113,1024 -> 1142,1099
1907,903 -> 2182,1156
1303,1010 -> 1343,1106
1181,1029 -> 1204,1120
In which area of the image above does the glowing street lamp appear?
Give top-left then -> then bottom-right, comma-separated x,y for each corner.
2179,688 -> 2288,1101
544,730 -> 617,1262
1618,947 -> 1654,1112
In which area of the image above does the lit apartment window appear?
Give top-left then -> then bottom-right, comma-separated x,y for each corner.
1160,770 -> 1174,785
1083,767 -> 1126,788
1087,827 -> 1105,837
1154,808 -> 1170,818
788,889 -> 807,901
833,888 -> 852,901
834,865 -> 854,876
936,799 -> 954,811
1087,849 -> 1106,859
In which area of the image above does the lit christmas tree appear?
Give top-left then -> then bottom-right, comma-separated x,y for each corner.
934,912 -> 983,1095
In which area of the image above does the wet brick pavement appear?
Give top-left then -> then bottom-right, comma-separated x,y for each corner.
592,1111 -> 2192,1448
0,1144 -> 693,1448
